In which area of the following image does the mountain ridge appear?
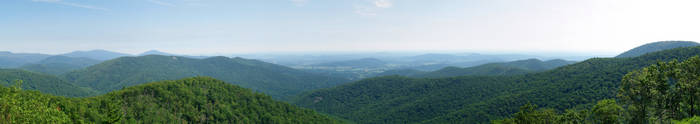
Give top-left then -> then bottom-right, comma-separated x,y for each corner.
616,41 -> 699,58
295,44 -> 700,123
61,55 -> 350,100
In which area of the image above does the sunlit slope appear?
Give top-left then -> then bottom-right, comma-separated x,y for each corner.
296,46 -> 700,123
62,55 -> 349,100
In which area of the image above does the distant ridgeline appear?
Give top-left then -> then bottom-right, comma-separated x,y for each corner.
294,42 -> 700,123
0,49 -> 130,74
382,58 -> 577,78
19,56 -> 102,75
1,53 -> 349,101
616,41 -> 699,58
60,55 -> 349,101
0,77 -> 343,123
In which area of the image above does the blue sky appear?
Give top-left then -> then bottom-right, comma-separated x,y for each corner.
1,0 -> 699,55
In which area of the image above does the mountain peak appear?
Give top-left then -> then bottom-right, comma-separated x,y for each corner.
616,41 -> 700,58
61,49 -> 131,60
139,50 -> 175,56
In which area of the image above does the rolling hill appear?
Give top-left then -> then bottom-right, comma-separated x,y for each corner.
0,51 -> 51,68
295,45 -> 700,123
415,59 -> 575,78
61,55 -> 349,100
139,50 -> 176,56
19,56 -> 102,75
373,69 -> 427,77
616,41 -> 699,58
0,69 -> 95,97
0,77 -> 343,123
379,58 -> 575,78
311,58 -> 387,68
139,50 -> 209,59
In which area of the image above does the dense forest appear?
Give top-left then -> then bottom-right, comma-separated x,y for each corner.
495,56 -> 700,123
0,77 -> 343,123
0,69 -> 95,97
61,55 -> 349,100
295,45 -> 700,123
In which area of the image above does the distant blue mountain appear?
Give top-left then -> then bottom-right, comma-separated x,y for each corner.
0,51 -> 51,68
616,41 -> 700,58
61,49 -> 131,60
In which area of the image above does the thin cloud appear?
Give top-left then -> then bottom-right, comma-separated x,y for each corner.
354,0 -> 393,16
31,0 -> 109,11
374,0 -> 392,8
147,0 -> 176,7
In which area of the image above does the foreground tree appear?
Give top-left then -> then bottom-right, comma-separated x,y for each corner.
591,99 -> 623,124
495,56 -> 700,123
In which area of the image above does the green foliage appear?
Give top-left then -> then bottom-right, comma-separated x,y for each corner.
618,56 -> 700,123
673,116 -> 700,124
0,69 -> 95,97
0,77 -> 343,123
495,55 -> 700,124
296,46 -> 700,123
592,99 -> 623,124
62,55 -> 349,100
0,80 -> 71,123
296,75 -> 514,124
491,103 -> 588,124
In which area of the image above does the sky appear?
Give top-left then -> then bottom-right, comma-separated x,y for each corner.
1,0 -> 700,55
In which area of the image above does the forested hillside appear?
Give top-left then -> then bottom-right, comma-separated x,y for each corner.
0,69 -> 95,97
616,41 -> 699,58
295,46 -> 700,123
0,77 -> 343,123
19,56 -> 102,75
494,56 -> 700,123
62,55 -> 349,100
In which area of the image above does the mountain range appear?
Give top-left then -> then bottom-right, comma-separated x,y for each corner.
60,55 -> 349,100
0,51 -> 51,68
0,40 -> 697,123
18,56 -> 102,75
294,41 -> 700,123
377,58 -> 576,78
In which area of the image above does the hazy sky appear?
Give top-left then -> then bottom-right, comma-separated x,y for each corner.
1,0 -> 699,55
